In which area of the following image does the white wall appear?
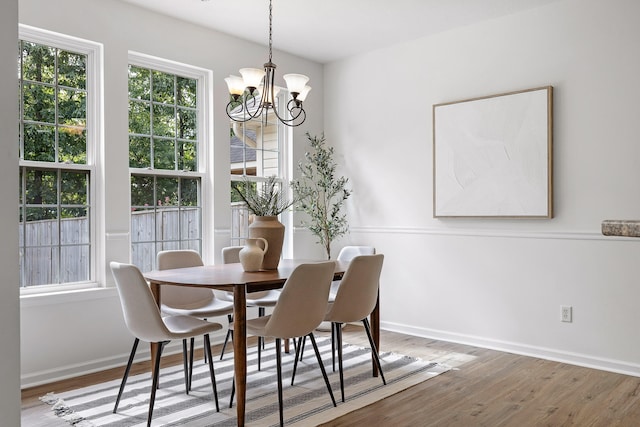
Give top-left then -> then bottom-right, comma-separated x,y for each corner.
1,0 -> 21,423
18,0 -> 324,386
326,0 -> 640,375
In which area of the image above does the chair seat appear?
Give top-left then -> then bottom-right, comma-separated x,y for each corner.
161,315 -> 223,340
245,315 -> 271,337
161,297 -> 234,318
246,290 -> 281,307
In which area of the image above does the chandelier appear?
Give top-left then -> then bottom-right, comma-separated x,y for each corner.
225,0 -> 310,127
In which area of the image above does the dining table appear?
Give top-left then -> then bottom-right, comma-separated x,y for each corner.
144,258 -> 380,426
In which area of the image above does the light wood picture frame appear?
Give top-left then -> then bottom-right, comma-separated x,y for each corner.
433,86 -> 553,218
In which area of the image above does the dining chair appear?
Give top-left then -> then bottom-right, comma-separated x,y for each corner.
230,261 -> 337,426
110,262 -> 222,427
157,250 -> 234,388
220,245 -> 282,369
294,254 -> 386,403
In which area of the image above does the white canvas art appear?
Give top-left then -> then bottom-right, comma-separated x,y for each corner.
433,86 -> 553,218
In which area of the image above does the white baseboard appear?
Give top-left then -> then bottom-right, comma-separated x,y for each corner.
21,336 -> 226,389
381,320 -> 640,378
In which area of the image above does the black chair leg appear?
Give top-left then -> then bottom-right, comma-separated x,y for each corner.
147,341 -> 167,427
291,336 -> 303,385
203,334 -> 220,412
362,318 -> 386,385
308,333 -> 337,407
188,337 -> 195,391
336,323 -> 345,402
182,339 -> 190,394
275,338 -> 284,427
113,338 -> 139,413
220,314 -> 233,360
229,376 -> 235,408
331,322 -> 337,371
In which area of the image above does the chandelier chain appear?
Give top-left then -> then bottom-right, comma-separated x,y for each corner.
268,0 -> 273,63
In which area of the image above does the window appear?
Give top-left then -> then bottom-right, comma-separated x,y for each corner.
230,108 -> 289,246
128,53 -> 210,272
18,26 -> 102,290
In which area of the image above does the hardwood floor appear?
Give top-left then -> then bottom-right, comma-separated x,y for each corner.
22,326 -> 640,426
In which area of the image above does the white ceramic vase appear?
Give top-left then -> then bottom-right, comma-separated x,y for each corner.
239,237 -> 269,272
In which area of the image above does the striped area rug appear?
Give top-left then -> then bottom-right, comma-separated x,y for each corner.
41,337 -> 449,426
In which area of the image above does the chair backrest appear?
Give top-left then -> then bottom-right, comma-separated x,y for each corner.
222,246 -> 243,264
110,262 -> 170,343
337,245 -> 375,261
156,250 -> 213,306
326,254 -> 384,323
264,261 -> 336,339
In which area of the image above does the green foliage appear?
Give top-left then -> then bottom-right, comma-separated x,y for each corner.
231,176 -> 293,216
291,133 -> 351,260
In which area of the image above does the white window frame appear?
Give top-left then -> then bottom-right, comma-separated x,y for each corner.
128,52 -> 213,269
19,25 -> 104,295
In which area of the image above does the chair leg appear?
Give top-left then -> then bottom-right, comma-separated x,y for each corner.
258,336 -> 262,371
275,337 -> 284,427
331,322 -> 337,371
113,338 -> 139,413
182,339 -> 190,395
308,333 -> 337,408
362,318 -> 386,385
220,314 -> 233,360
203,334 -> 220,412
335,323 -> 345,402
188,337 -> 195,391
147,341 -> 167,427
229,376 -> 235,408
291,336 -> 303,386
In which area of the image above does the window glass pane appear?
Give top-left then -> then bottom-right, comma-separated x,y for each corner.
21,41 -> 55,84
177,141 -> 196,172
156,177 -> 178,206
59,126 -> 87,164
177,108 -> 196,140
181,178 -> 199,206
153,138 -> 175,170
23,83 -> 55,123
60,211 -> 88,244
61,171 -> 88,205
131,175 -> 154,207
58,88 -> 86,127
128,65 -> 150,100
129,136 -> 151,168
23,123 -> 55,162
177,77 -> 197,108
58,51 -> 86,89
129,100 -> 150,134
25,169 -> 57,205
152,104 -> 176,137
152,71 -> 174,104
60,245 -> 89,282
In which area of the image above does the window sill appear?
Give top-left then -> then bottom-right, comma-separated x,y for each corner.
20,286 -> 118,308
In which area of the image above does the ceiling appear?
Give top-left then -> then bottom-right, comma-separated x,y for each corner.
118,0 -> 562,64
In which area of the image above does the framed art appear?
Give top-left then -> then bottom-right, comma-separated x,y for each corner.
433,86 -> 553,218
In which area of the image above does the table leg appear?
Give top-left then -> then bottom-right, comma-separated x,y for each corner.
150,282 -> 161,376
371,292 -> 380,377
233,285 -> 247,426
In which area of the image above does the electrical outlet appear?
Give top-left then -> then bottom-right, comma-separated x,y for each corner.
561,305 -> 572,322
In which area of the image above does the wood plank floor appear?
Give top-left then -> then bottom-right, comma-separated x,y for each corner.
22,326 -> 640,426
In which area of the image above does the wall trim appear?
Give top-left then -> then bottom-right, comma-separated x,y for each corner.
346,226 -> 640,242
382,321 -> 640,378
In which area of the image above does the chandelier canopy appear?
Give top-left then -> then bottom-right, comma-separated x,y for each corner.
225,0 -> 310,127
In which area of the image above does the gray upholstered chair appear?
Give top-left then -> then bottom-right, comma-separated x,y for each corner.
324,254 -> 386,402
230,261 -> 337,426
110,262 -> 222,427
221,245 -> 282,369
157,249 -> 234,386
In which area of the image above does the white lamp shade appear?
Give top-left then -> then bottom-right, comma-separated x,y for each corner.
224,75 -> 246,96
298,85 -> 312,102
240,68 -> 266,89
283,73 -> 309,95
